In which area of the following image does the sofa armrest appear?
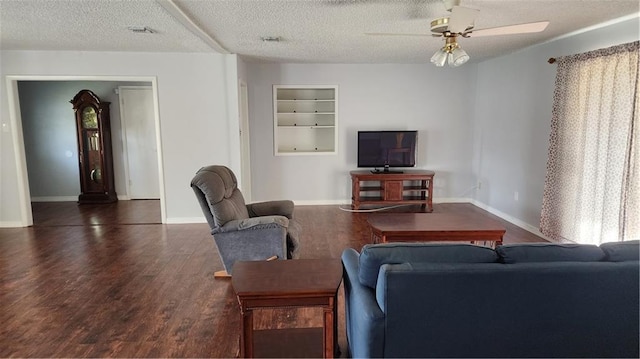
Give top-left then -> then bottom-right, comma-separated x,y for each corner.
214,215 -> 289,234
246,200 -> 294,219
342,248 -> 385,359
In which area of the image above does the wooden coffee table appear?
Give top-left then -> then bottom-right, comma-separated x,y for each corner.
231,259 -> 343,358
367,212 -> 506,247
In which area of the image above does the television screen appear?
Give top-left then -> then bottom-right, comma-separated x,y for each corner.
357,130 -> 417,169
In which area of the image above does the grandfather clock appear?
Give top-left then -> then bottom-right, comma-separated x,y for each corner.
71,89 -> 117,204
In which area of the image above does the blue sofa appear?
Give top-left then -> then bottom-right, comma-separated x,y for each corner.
342,241 -> 639,358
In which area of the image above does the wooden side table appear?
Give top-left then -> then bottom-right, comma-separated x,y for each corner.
231,259 -> 343,358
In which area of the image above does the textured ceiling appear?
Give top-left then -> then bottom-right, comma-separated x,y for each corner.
1,0 -> 638,64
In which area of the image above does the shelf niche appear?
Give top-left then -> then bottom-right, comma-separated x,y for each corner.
273,85 -> 338,155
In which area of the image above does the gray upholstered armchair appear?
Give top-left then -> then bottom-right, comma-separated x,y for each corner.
190,165 -> 301,276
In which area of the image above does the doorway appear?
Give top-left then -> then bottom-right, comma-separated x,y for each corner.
118,86 -> 160,200
7,76 -> 166,226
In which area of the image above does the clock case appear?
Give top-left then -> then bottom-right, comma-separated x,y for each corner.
70,89 -> 117,204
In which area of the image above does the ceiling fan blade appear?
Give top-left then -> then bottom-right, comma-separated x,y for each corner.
364,32 -> 433,37
441,0 -> 461,12
467,21 -> 549,37
448,5 -> 479,33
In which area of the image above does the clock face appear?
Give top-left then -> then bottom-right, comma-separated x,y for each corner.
82,107 -> 98,129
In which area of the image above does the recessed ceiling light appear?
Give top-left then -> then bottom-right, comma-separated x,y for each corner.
128,26 -> 155,34
260,36 -> 281,42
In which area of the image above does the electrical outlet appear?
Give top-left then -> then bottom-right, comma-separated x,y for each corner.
477,181 -> 482,190
514,191 -> 519,201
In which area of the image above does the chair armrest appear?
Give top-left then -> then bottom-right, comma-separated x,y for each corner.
246,200 -> 294,219
214,215 -> 289,234
342,248 -> 385,358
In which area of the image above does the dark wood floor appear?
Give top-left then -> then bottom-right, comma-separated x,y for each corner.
0,201 -> 546,358
31,200 -> 162,226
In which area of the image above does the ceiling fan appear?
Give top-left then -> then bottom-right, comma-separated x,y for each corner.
366,0 -> 549,67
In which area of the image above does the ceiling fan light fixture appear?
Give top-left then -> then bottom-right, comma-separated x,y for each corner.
430,48 -> 448,67
450,47 -> 470,67
431,37 -> 470,68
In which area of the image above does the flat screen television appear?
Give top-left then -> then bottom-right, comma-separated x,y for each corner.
357,130 -> 418,172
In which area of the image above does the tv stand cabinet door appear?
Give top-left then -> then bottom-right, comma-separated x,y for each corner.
384,180 -> 403,201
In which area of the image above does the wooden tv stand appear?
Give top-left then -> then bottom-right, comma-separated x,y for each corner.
350,169 -> 435,212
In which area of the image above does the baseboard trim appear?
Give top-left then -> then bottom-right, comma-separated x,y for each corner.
0,221 -> 25,228
433,197 -> 473,203
293,198 -> 475,206
166,217 -> 208,224
31,196 -> 77,202
471,199 -> 554,242
31,196 -> 134,202
294,199 -> 350,206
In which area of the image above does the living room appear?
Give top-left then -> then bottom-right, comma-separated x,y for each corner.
0,5 -> 637,232
0,1 -> 640,356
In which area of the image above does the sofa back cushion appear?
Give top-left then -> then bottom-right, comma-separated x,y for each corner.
496,243 -> 605,264
358,243 -> 498,288
600,240 -> 639,262
376,260 -> 639,358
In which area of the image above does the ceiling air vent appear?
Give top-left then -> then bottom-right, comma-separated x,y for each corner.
260,36 -> 281,42
128,26 -> 155,34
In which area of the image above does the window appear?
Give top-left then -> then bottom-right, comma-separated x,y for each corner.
540,41 -> 639,244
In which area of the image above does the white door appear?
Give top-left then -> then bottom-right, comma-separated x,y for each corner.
239,81 -> 252,202
119,86 -> 160,199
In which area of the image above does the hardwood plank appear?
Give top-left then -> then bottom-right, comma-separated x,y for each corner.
0,201 -> 547,357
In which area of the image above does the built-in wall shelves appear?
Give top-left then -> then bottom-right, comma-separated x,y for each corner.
273,85 -> 338,155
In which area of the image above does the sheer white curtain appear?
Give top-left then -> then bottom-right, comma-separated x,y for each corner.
540,41 -> 639,244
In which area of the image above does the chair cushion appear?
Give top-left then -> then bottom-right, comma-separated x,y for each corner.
358,243 -> 499,288
496,243 -> 605,264
600,240 -> 639,262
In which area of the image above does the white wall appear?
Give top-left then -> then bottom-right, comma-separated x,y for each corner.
18,81 -> 82,199
246,63 -> 478,204
0,50 -> 240,226
472,15 -> 640,236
